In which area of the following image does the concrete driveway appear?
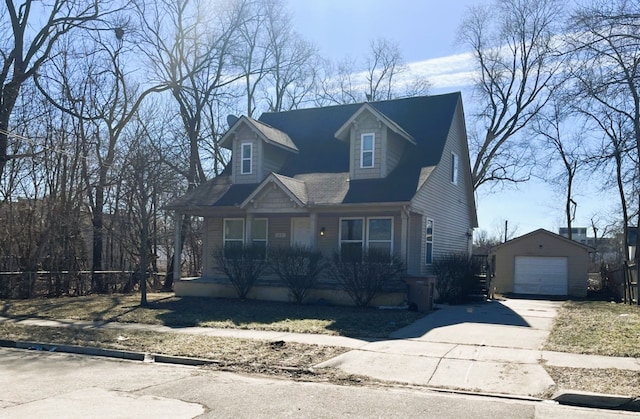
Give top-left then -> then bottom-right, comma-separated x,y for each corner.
316,298 -> 564,396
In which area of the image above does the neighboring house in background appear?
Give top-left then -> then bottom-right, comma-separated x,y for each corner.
559,227 -> 622,267
558,227 -> 589,244
168,92 -> 478,305
491,229 -> 591,298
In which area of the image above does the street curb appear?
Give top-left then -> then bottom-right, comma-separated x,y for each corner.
0,339 -> 216,367
553,389 -> 640,412
3,339 -> 640,413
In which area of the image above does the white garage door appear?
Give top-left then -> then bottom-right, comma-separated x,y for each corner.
514,256 -> 568,295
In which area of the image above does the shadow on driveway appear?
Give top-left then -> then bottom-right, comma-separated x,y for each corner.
390,300 -> 531,339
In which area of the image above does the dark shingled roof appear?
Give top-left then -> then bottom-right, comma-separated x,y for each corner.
168,92 -> 461,211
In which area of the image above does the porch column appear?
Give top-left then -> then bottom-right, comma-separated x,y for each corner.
401,207 -> 409,266
173,213 -> 182,281
245,213 -> 253,245
309,212 -> 318,249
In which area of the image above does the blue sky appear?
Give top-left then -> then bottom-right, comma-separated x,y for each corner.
286,0 -> 619,238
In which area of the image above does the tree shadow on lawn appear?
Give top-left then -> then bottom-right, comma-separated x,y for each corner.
151,296 -> 423,339
2,295 -> 130,323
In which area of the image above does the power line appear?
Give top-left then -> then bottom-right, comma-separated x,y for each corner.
0,127 -> 91,162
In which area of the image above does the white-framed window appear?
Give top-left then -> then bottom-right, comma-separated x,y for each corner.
340,217 -> 364,261
425,218 -> 434,265
241,143 -> 252,174
252,218 -> 268,260
367,217 -> 393,256
451,152 -> 459,185
360,133 -> 375,168
340,217 -> 394,261
224,218 -> 244,251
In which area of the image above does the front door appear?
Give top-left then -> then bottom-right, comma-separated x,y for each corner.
291,218 -> 312,247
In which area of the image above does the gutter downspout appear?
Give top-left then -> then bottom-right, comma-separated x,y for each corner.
401,206 -> 410,271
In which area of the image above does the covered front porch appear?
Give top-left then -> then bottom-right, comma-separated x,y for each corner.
171,205 -> 421,306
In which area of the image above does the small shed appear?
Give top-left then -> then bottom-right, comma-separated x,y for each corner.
490,229 -> 591,298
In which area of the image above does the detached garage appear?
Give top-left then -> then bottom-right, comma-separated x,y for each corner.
491,229 -> 591,298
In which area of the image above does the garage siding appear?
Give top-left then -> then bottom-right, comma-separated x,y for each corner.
491,229 -> 589,298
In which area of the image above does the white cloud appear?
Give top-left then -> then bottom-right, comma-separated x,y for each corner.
404,52 -> 478,90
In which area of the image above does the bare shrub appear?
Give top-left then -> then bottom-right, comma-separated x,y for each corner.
432,254 -> 478,304
269,246 -> 324,304
327,249 -> 404,307
212,245 -> 269,299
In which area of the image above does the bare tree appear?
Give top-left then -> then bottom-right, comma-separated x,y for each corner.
137,0 -> 249,289
459,0 -> 565,190
0,0 -> 123,183
567,0 -> 640,260
530,100 -> 584,240
317,37 -> 429,105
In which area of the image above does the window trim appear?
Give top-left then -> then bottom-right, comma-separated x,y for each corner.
425,218 -> 434,265
339,217 -> 365,259
360,133 -> 375,169
252,218 -> 268,259
223,218 -> 245,249
366,217 -> 394,255
451,152 -> 459,185
241,142 -> 253,175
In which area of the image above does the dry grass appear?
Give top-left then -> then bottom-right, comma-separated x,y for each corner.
0,293 -> 422,338
544,301 -> 640,357
541,300 -> 640,398
545,366 -> 640,398
0,322 -> 367,383
7,295 -> 640,397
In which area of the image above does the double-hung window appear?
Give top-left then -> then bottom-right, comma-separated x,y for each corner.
241,143 -> 252,174
223,218 -> 268,260
361,133 -> 375,168
252,218 -> 268,260
224,219 -> 244,252
425,218 -> 434,265
367,218 -> 393,257
340,217 -> 393,261
340,218 -> 364,261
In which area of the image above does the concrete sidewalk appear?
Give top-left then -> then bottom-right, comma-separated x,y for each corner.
317,300 -> 640,397
2,298 -> 640,410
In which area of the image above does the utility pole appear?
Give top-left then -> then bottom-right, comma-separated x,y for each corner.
504,220 -> 508,243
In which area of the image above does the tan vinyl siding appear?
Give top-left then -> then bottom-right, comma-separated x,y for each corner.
385,131 -> 406,176
491,230 -> 589,297
263,143 -> 288,176
267,216 -> 290,248
407,212 -> 423,276
350,112 -> 383,179
233,125 -> 259,184
316,215 -> 339,256
251,187 -> 298,210
203,217 -> 224,277
411,102 -> 474,275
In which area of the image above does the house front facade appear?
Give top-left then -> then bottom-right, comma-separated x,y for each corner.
168,93 -> 478,305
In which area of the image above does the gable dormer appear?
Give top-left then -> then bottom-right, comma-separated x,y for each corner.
334,103 -> 415,180
220,116 -> 298,184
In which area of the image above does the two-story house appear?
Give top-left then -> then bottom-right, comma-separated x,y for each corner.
168,92 -> 478,305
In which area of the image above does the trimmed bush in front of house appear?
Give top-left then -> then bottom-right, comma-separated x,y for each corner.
268,245 -> 325,304
432,254 -> 479,304
212,245 -> 269,299
327,248 -> 405,307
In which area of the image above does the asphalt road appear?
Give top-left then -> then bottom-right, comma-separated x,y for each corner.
1,348 -> 637,419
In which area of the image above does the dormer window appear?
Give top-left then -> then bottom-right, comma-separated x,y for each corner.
241,143 -> 252,174
361,133 -> 375,168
